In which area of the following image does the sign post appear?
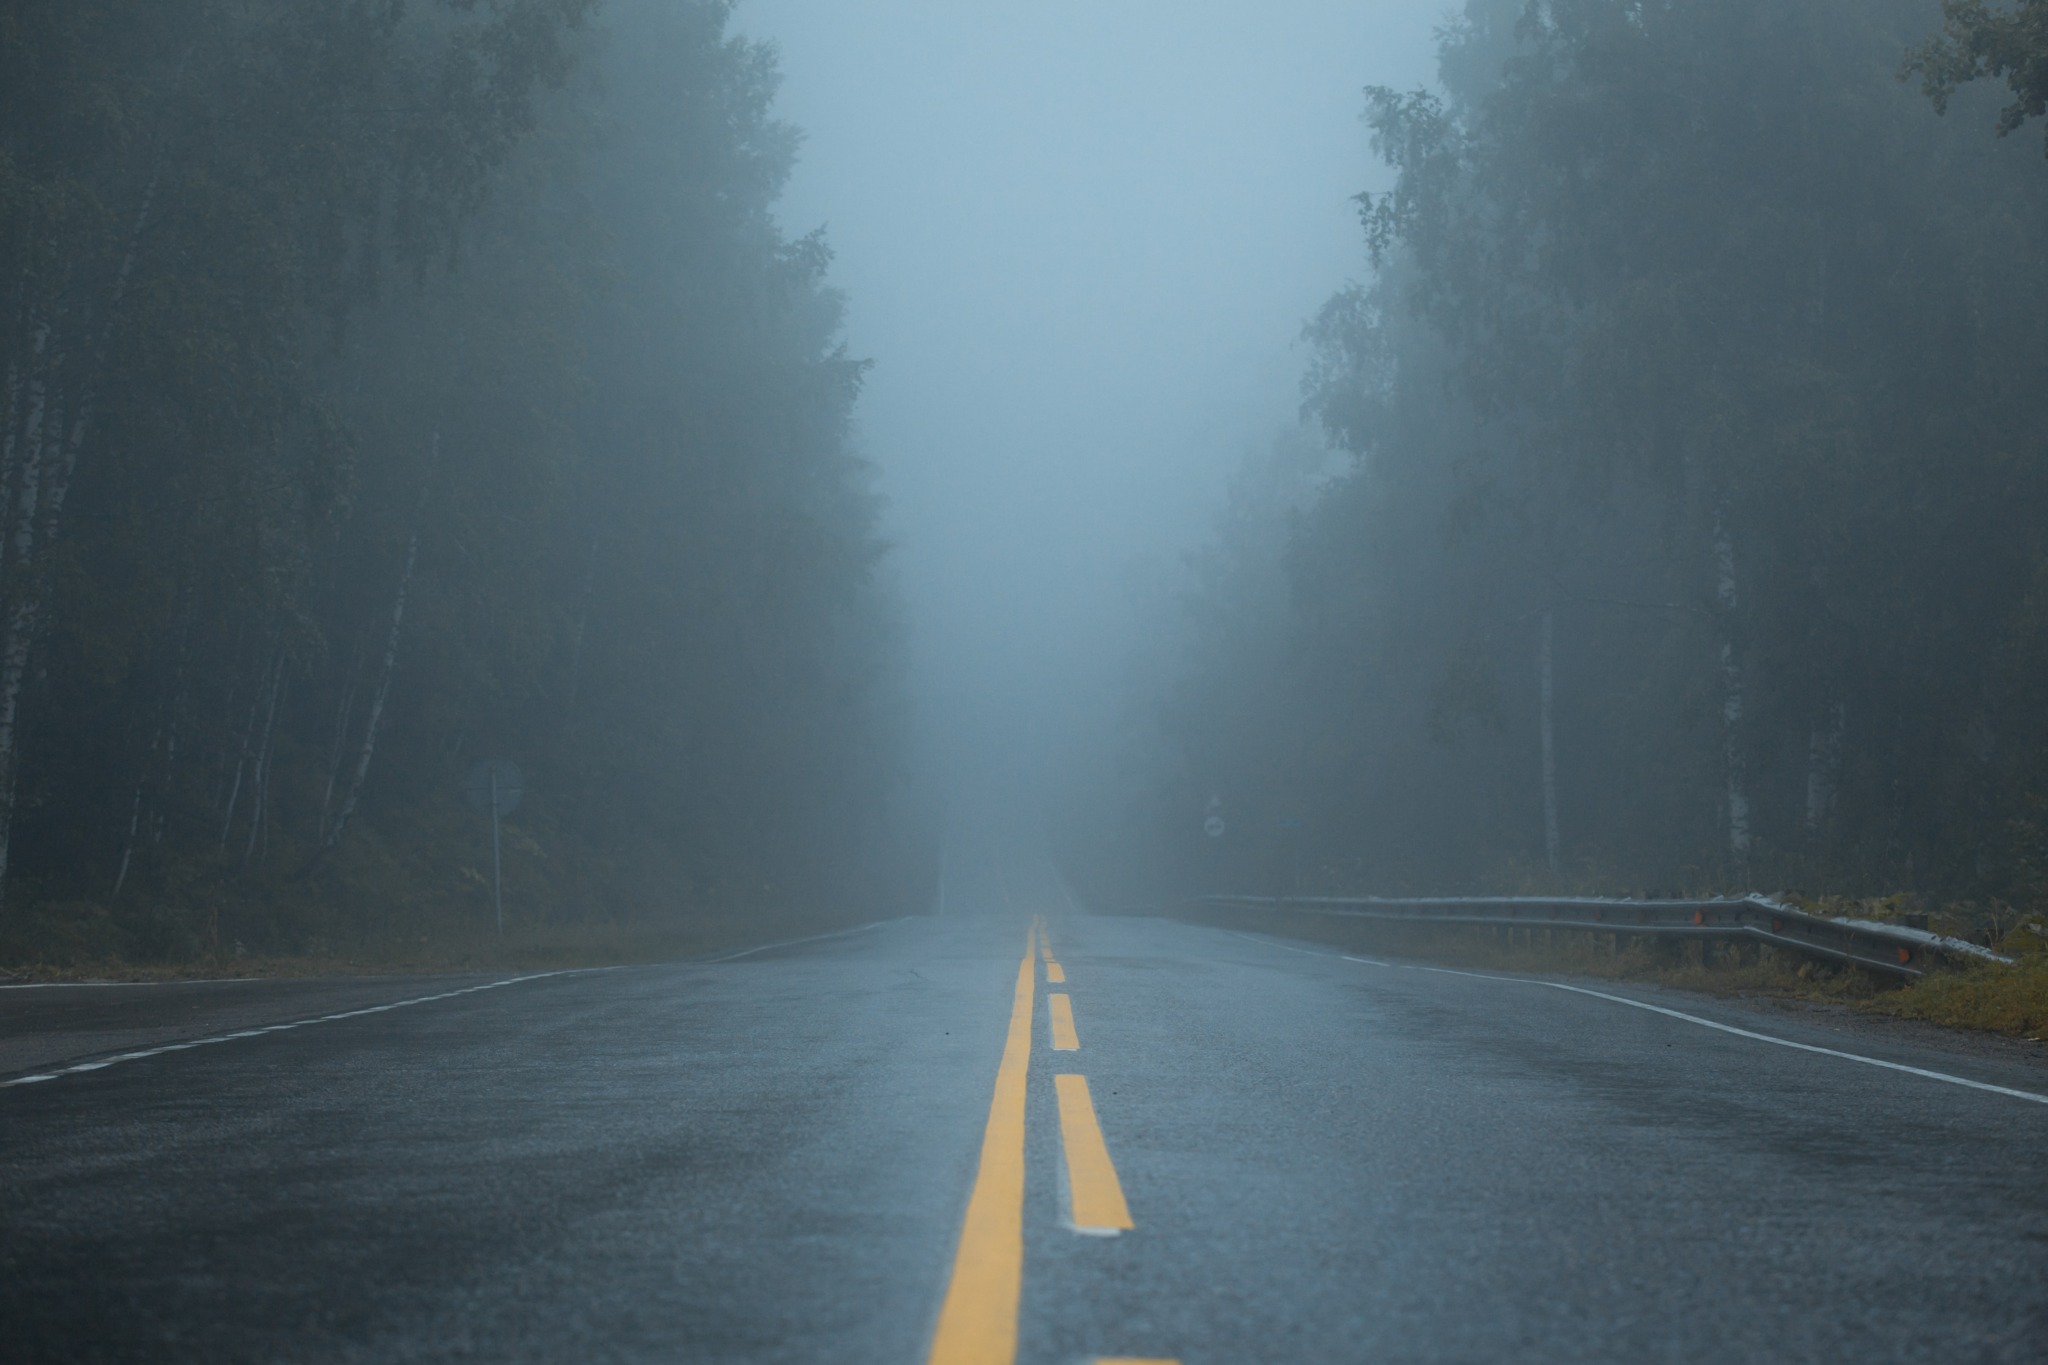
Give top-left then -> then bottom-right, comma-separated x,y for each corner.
464,760 -> 523,934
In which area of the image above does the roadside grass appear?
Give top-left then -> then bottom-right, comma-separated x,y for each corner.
1175,902 -> 2048,1040
0,907 -> 880,983
1871,953 -> 2048,1038
0,790 -> 923,983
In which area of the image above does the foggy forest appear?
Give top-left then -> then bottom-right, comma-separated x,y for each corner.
8,3 -> 2048,1362
4,0 -> 2048,963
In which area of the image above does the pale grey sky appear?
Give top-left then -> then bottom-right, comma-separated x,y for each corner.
732,1 -> 1444,797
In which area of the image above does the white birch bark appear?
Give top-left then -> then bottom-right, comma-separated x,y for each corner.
1714,511 -> 1750,865
324,434 -> 438,857
0,329 -> 57,898
6,325 -> 50,574
243,668 -> 286,868
0,152 -> 166,904
1806,701 -> 1844,830
0,311 -> 50,544
1539,609 -> 1560,874
0,359 -> 19,515
325,531 -> 419,853
111,728 -> 163,900
564,533 -> 598,715
218,652 -> 272,850
44,159 -> 160,545
318,646 -> 363,843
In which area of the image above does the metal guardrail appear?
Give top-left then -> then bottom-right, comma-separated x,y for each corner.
1195,892 -> 2014,979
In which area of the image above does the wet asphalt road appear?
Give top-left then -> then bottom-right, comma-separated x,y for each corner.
3,901 -> 2046,1363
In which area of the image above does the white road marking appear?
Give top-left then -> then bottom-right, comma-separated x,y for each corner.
1224,926 -> 2048,1107
0,971 -> 586,1089
1224,930 -> 1327,958
2,921 -> 911,1090
692,917 -> 906,964
0,977 -> 264,990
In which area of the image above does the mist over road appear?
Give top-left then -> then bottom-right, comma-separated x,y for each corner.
5,862 -> 2044,1363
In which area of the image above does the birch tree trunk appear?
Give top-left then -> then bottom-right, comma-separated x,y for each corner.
1714,511 -> 1750,868
0,160 -> 167,906
219,650 -> 275,850
1539,609 -> 1560,875
324,530 -> 419,855
321,433 -> 438,860
0,326 -> 58,901
1806,701 -> 1844,831
0,316 -> 51,548
564,533 -> 598,716
111,728 -> 163,901
318,644 -> 364,843
243,669 -> 286,869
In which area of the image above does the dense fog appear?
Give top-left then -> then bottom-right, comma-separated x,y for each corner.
742,0 -> 1436,821
3,0 -> 2047,965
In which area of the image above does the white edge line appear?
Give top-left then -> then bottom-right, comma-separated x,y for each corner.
0,976 -> 267,990
1526,977 -> 2048,1106
1225,926 -> 2048,1107
1,970 -> 585,1090
4,919 -> 909,1087
1223,928 -> 1328,958
691,917 -> 905,965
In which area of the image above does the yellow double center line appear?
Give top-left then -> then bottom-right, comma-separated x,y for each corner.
927,927 -> 1038,1365
928,923 -> 1156,1365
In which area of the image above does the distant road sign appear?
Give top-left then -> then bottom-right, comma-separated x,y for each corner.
465,759 -> 523,816
1204,814 -> 1226,839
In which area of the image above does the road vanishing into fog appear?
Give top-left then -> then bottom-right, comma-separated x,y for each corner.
4,865 -> 2047,1364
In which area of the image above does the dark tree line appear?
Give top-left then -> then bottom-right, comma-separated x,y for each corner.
0,0 -> 912,962
1094,0 -> 2048,913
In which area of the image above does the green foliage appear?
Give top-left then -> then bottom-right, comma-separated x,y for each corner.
1905,0 -> 2048,151
1110,0 -> 2048,910
0,0 -> 915,966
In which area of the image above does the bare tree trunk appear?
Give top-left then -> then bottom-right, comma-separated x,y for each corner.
564,532 -> 598,715
219,649 -> 276,851
154,671 -> 183,847
325,533 -> 419,855
243,669 -> 286,870
0,152 -> 166,907
1539,609 -> 1560,875
3,324 -> 50,574
322,434 -> 438,860
1806,701 -> 1844,831
0,362 -> 19,535
1714,511 -> 1750,869
318,642 -> 364,843
111,728 -> 163,901
0,330 -> 58,901
0,319 -> 50,558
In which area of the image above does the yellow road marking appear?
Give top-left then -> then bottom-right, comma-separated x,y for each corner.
1054,1074 -> 1133,1232
927,930 -> 1036,1365
1046,962 -> 1066,984
1048,993 -> 1079,1050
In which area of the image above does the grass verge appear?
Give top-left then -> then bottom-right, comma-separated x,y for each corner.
0,905 -> 892,983
1173,901 -> 2048,1040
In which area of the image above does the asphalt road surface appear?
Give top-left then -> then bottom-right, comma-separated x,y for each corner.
4,875 -> 2046,1363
